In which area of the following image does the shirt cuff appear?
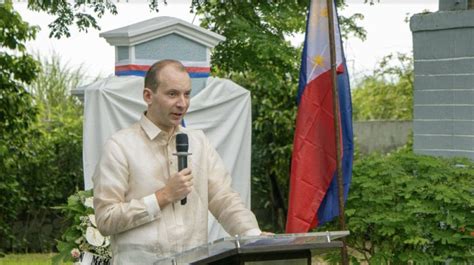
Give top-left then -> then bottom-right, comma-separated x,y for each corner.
242,228 -> 262,236
143,193 -> 161,220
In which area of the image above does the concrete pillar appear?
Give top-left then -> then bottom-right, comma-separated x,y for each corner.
410,8 -> 474,160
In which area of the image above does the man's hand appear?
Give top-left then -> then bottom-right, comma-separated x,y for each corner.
155,168 -> 193,208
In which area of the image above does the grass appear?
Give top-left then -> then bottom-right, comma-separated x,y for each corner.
0,253 -> 334,265
0,253 -> 66,265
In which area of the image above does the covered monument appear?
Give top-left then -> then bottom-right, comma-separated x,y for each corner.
73,16 -> 252,241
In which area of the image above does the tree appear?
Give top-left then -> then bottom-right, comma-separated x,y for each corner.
26,0 -> 117,38
191,0 -> 366,231
17,54 -> 86,252
352,53 -> 413,121
0,0 -> 123,250
0,2 -> 40,248
0,53 -> 88,252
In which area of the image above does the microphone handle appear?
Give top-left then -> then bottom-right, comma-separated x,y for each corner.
178,155 -> 188,205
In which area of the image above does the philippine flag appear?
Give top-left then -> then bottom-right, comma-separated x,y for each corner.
286,0 -> 354,233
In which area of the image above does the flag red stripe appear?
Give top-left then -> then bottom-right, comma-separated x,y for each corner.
286,69 -> 337,233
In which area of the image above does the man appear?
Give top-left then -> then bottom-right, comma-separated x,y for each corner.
93,60 -> 261,263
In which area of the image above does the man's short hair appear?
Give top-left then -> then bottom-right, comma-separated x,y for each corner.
144,60 -> 187,92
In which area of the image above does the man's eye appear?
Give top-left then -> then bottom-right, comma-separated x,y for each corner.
168,92 -> 177,97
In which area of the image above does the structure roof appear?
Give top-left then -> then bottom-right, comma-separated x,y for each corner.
100,16 -> 225,47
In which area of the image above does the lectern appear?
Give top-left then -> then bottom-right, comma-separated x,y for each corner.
151,231 -> 349,265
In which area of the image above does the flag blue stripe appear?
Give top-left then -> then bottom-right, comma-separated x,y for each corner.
316,4 -> 354,226
297,2 -> 311,106
317,61 -> 354,225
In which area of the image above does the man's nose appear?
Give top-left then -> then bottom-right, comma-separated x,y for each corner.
176,95 -> 188,108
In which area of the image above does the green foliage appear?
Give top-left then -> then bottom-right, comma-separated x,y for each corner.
0,2 -> 40,249
0,53 -> 85,252
352,53 -> 413,121
31,53 -> 89,123
26,0 -> 118,38
192,0 -> 366,232
323,150 -> 474,263
15,55 -> 85,252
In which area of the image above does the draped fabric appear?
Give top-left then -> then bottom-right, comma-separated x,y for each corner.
81,76 -> 252,241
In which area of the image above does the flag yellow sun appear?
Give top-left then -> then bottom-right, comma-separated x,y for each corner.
312,55 -> 325,67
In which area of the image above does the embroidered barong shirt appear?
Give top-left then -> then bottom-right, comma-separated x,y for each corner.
93,115 -> 260,263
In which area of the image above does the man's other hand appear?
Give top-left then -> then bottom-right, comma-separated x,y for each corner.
155,168 -> 193,208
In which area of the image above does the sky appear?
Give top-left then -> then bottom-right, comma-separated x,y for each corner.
13,0 -> 438,84
340,0 -> 437,81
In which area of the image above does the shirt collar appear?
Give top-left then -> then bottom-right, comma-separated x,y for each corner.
140,113 -> 182,141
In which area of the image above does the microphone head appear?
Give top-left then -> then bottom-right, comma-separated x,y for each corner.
176,133 -> 189,152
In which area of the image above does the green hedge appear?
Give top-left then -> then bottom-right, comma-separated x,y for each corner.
0,55 -> 85,253
0,115 -> 83,253
323,149 -> 474,263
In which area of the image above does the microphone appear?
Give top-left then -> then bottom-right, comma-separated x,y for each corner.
174,133 -> 191,205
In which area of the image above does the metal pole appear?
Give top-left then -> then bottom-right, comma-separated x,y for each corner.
325,0 -> 349,264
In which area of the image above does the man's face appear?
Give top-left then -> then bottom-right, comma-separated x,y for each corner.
144,66 -> 192,134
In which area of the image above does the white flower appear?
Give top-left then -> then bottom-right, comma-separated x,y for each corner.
84,197 -> 94,209
70,248 -> 81,259
88,214 -> 97,227
85,227 -> 105,247
103,236 -> 110,247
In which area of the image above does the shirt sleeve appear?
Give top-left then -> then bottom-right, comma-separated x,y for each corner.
242,228 -> 262,236
203,133 -> 261,237
92,138 -> 162,236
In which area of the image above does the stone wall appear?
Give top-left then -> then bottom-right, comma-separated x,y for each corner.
354,121 -> 412,154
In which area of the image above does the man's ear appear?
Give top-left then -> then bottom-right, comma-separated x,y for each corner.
143,88 -> 153,105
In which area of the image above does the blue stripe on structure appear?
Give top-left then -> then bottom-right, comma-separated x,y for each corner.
189,72 -> 210,78
116,70 -> 146,77
116,71 -> 209,78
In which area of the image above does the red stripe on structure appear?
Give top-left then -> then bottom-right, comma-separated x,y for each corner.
185,67 -> 210,73
115,65 -> 150,72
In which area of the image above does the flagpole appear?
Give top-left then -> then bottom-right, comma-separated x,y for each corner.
326,0 -> 349,264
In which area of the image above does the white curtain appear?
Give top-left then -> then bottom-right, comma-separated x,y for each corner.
82,76 -> 252,241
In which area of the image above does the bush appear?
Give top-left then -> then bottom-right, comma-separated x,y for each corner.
0,55 -> 86,253
352,53 -> 413,121
328,149 -> 474,263
8,110 -> 84,252
0,2 -> 40,253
